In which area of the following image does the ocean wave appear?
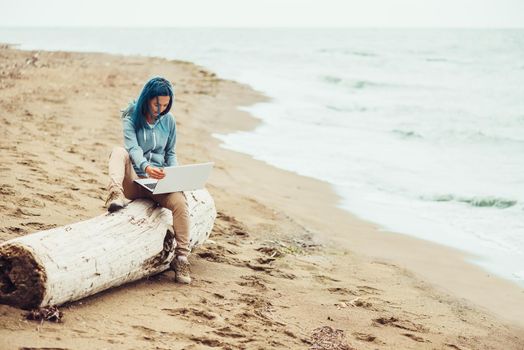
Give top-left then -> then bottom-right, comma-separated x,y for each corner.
422,194 -> 517,209
392,129 -> 423,139
353,80 -> 376,89
424,57 -> 464,64
321,76 -> 381,90
316,48 -> 377,57
425,57 -> 449,62
436,129 -> 524,145
351,50 -> 377,57
323,75 -> 342,84
326,105 -> 369,113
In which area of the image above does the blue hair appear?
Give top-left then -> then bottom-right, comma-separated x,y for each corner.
129,76 -> 174,129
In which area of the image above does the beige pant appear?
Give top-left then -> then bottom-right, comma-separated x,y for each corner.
107,146 -> 190,257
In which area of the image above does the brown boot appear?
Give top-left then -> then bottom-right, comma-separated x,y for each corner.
105,190 -> 126,213
172,255 -> 191,284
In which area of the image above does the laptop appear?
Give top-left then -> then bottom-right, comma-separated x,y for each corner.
134,162 -> 214,195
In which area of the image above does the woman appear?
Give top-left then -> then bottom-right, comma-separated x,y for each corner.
105,76 -> 191,284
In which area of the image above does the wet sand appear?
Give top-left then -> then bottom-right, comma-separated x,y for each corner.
0,45 -> 523,349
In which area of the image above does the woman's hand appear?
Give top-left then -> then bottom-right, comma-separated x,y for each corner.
145,166 -> 165,180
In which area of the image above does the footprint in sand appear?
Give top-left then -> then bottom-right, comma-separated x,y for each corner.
212,326 -> 246,339
237,275 -> 268,290
5,226 -> 27,235
244,261 -> 274,273
12,208 -> 41,217
17,158 -> 45,166
131,324 -> 178,343
355,285 -> 382,296
18,196 -> 46,208
81,178 -> 99,184
0,145 -> 17,151
0,185 -> 17,196
36,192 -> 82,209
235,292 -> 273,310
229,293 -> 288,331
196,247 -> 241,265
402,332 -> 430,343
162,307 -> 224,326
55,190 -> 77,201
36,193 -> 59,202
72,166 -> 96,177
210,292 -> 226,300
22,222 -> 57,231
327,287 -> 357,296
20,182 -> 35,190
269,270 -> 297,280
216,211 -> 240,224
373,316 -> 429,333
188,336 -> 226,348
313,274 -> 342,283
352,331 -> 384,344
242,260 -> 296,280
343,297 -> 376,310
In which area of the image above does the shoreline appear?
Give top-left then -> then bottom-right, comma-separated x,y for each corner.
0,45 -> 523,349
187,52 -> 524,326
213,107 -> 524,328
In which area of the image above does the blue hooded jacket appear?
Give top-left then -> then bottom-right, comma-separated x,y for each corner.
121,101 -> 178,177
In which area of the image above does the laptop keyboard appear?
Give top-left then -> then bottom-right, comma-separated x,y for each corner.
144,183 -> 157,191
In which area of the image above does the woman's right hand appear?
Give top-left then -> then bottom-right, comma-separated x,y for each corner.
145,166 -> 165,180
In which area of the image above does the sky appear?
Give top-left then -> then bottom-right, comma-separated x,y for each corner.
0,0 -> 523,28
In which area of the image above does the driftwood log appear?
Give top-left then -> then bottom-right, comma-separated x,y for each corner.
0,190 -> 216,309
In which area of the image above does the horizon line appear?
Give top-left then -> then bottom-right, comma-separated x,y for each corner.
1,25 -> 523,29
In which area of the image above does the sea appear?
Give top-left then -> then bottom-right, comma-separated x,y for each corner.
1,28 -> 523,285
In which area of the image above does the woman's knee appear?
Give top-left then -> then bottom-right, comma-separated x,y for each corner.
164,192 -> 188,213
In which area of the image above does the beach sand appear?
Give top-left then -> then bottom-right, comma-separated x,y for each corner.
0,45 -> 523,349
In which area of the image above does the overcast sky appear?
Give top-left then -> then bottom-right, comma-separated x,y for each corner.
1,0 -> 523,28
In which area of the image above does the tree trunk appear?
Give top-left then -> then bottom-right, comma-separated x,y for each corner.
0,189 -> 216,309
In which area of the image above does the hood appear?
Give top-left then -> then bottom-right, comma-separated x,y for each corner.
121,100 -> 136,119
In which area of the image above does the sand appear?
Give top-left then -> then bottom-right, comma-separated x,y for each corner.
0,44 -> 523,350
